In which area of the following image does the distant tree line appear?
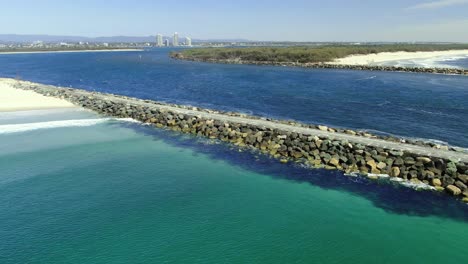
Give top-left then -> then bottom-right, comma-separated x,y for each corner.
173,44 -> 468,63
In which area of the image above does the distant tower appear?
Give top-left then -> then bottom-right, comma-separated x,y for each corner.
164,39 -> 170,47
185,37 -> 192,46
173,32 -> 179,46
156,34 -> 163,47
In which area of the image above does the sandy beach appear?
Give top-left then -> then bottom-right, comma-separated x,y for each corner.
0,49 -> 143,55
0,78 -> 75,112
329,49 -> 468,66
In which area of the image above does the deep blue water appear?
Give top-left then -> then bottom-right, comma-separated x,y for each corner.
1,48 -> 467,147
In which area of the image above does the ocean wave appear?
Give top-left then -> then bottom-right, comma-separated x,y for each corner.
377,100 -> 391,107
402,107 -> 454,117
356,76 -> 377,81
400,181 -> 436,191
0,118 -> 139,134
387,54 -> 468,69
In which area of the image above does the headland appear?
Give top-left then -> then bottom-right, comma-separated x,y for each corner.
171,44 -> 468,75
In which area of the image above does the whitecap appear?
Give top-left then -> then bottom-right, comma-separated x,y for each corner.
367,173 -> 390,178
390,177 -> 404,182
0,118 -> 138,134
400,181 -> 436,191
356,76 -> 377,81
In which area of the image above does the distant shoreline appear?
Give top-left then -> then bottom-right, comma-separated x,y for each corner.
172,56 -> 468,76
171,45 -> 468,75
0,49 -> 143,55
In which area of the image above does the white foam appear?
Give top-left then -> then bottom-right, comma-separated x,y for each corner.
367,173 -> 390,178
389,54 -> 468,69
344,172 -> 359,177
400,181 -> 436,191
390,177 -> 404,182
356,76 -> 377,81
0,118 -> 138,134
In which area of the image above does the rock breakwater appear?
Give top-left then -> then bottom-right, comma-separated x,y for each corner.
8,79 -> 468,202
170,54 -> 468,76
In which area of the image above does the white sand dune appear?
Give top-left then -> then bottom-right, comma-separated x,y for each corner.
0,78 -> 75,112
329,50 -> 468,66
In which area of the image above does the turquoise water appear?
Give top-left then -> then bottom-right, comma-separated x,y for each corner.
1,109 -> 467,263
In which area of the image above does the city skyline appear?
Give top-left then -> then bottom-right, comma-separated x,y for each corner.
0,1 -> 467,42
156,34 -> 163,46
173,32 -> 179,46
156,32 -> 193,47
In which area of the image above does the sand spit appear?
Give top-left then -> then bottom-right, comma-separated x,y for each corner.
0,79 -> 75,112
329,50 -> 468,66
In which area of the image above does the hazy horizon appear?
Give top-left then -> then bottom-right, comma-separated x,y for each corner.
1,0 -> 468,42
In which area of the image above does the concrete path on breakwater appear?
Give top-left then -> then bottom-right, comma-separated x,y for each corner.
82,93 -> 468,163
4,78 -> 466,163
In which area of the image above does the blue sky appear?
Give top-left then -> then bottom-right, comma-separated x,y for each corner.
1,0 -> 467,42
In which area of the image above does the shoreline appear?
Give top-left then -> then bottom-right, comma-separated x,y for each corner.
0,78 -> 75,112
173,57 -> 468,75
171,51 -> 468,75
0,49 -> 143,55
329,49 -> 468,66
2,78 -> 467,202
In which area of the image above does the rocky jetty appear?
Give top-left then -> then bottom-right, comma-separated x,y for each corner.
170,54 -> 468,76
10,79 -> 468,202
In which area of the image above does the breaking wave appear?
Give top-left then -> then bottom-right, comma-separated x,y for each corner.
383,54 -> 468,69
0,118 -> 138,134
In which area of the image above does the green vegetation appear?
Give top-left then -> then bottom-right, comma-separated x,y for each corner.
173,44 -> 468,63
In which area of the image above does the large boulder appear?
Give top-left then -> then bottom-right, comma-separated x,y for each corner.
432,178 -> 442,187
455,181 -> 467,191
377,162 -> 386,170
404,157 -> 416,165
457,174 -> 468,183
329,158 -> 340,167
446,162 -> 458,176
446,185 -> 462,196
366,159 -> 377,170
416,157 -> 432,164
390,167 -> 401,177
394,158 -> 404,166
317,125 -> 328,131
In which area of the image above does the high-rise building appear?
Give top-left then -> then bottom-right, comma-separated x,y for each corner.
164,39 -> 170,47
173,32 -> 179,46
156,34 -> 163,47
185,37 -> 192,46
